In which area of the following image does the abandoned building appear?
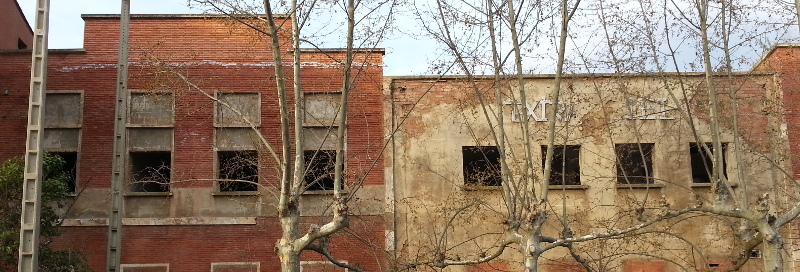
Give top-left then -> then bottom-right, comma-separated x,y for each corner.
386,68 -> 793,271
3,2 -> 800,271
0,13 -> 387,272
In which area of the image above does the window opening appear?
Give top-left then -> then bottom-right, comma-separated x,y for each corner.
18,38 -> 27,49
304,150 -> 336,191
463,146 -> 501,186
218,150 -> 259,192
615,143 -> 654,184
690,142 -> 727,183
542,145 -> 581,185
51,152 -> 78,193
130,151 -> 171,192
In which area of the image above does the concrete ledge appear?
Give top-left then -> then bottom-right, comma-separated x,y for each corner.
62,217 -> 257,226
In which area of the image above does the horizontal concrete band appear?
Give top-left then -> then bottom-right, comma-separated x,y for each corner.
61,217 -> 257,226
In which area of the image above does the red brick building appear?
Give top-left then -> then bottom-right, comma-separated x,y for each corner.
0,14 -> 387,271
0,0 -> 32,49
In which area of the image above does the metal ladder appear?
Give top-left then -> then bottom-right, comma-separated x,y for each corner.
18,0 -> 50,271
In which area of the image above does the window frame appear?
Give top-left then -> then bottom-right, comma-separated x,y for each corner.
216,150 -> 260,192
128,151 -> 172,193
125,90 -> 175,194
689,142 -> 728,184
615,143 -> 655,185
541,145 -> 581,186
43,90 -> 83,194
462,146 -> 502,187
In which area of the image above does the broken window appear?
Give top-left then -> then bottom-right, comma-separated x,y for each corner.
304,150 -> 336,191
615,143 -> 654,184
215,93 -> 260,127
218,150 -> 259,192
462,146 -> 502,186
542,145 -> 581,185
127,91 -> 174,193
50,152 -> 78,193
690,142 -> 727,183
301,93 -> 344,192
129,151 -> 171,192
43,92 -> 82,194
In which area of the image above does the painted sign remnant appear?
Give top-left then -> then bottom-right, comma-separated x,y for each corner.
504,98 -> 577,122
625,98 -> 675,120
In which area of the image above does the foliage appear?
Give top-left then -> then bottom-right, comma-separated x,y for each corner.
0,154 -> 91,271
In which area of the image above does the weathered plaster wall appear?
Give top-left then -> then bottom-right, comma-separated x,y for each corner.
387,73 -> 786,272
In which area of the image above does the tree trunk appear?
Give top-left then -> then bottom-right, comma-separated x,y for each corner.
760,225 -> 783,272
278,205 -> 301,272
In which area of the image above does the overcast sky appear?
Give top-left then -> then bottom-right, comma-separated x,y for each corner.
16,0 -> 435,75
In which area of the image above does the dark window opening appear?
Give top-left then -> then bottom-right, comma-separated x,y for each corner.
690,142 -> 727,183
51,152 -> 77,193
218,150 -> 259,192
463,146 -> 501,186
542,145 -> 581,185
615,143 -> 654,184
130,151 -> 171,192
18,38 -> 27,49
304,150 -> 336,191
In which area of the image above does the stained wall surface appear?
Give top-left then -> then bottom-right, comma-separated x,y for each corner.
386,72 -> 790,272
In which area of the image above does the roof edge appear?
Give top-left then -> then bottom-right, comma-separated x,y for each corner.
386,71 -> 777,81
14,0 -> 33,34
81,14 -> 289,20
297,48 -> 386,55
750,43 -> 800,72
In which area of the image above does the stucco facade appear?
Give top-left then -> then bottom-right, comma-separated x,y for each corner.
385,71 -> 792,271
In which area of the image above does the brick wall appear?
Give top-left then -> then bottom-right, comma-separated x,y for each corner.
52,216 -> 386,272
0,0 -> 32,49
0,14 -> 385,270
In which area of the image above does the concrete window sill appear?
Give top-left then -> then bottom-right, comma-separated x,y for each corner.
548,185 -> 590,190
615,183 -> 664,189
124,192 -> 173,197
212,191 -> 260,196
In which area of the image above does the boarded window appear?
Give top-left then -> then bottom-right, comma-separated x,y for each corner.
616,143 -> 654,184
128,128 -> 173,151
690,142 -> 727,183
303,127 -> 340,150
129,92 -> 174,126
216,128 -> 260,150
542,145 -> 581,185
130,151 -> 171,192
44,93 -> 82,127
42,129 -> 81,151
211,262 -> 259,272
120,264 -> 169,272
463,146 -> 502,186
216,93 -> 260,127
304,150 -> 336,191
304,93 -> 342,127
218,150 -> 259,192
301,261 -> 346,272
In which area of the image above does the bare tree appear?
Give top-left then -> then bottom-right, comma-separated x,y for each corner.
142,0 -> 398,271
390,0 -> 799,271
